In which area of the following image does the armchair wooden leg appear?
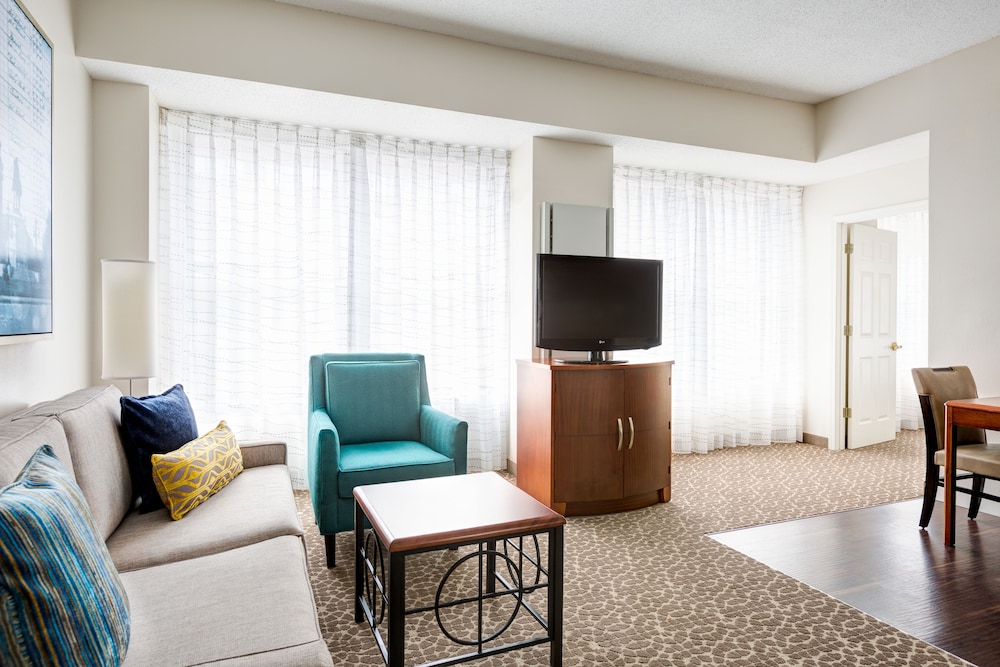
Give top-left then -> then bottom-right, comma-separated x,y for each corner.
969,474 -> 986,519
325,533 -> 337,568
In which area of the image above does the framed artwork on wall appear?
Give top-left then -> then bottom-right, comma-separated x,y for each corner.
0,0 -> 52,343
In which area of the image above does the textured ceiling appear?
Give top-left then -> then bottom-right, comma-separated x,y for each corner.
277,0 -> 1000,103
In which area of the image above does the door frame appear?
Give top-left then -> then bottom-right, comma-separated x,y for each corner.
832,201 -> 927,451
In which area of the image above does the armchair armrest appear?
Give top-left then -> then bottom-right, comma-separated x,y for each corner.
239,439 -> 287,468
308,408 -> 343,502
420,405 -> 469,474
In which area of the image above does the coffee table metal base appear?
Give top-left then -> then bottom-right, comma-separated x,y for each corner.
353,473 -> 564,667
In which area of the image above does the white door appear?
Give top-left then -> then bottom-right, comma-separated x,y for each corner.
846,224 -> 898,449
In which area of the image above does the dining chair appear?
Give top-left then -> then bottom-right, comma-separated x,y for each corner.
911,366 -> 1000,528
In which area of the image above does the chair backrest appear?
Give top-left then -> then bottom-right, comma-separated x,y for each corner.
911,366 -> 986,451
308,353 -> 432,445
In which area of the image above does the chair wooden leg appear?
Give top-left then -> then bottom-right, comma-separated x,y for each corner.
969,474 -> 986,519
919,464 -> 939,528
325,533 -> 337,568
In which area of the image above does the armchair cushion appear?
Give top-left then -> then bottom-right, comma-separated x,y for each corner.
337,441 -> 454,496
325,360 -> 421,444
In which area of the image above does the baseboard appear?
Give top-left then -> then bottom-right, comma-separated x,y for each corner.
802,432 -> 829,447
506,459 -> 516,476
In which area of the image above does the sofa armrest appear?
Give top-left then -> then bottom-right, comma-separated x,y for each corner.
420,405 -> 468,474
239,440 -> 288,468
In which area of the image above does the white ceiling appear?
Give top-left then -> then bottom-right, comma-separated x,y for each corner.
276,0 -> 1000,104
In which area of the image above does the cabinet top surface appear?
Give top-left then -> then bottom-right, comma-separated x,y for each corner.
519,358 -> 673,370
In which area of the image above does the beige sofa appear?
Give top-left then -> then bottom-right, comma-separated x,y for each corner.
0,385 -> 332,666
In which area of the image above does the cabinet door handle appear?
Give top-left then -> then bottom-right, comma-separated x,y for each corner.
617,418 -> 623,451
628,416 -> 635,449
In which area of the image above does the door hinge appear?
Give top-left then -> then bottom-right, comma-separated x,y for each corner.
844,325 -> 853,336
844,242 -> 854,254
843,407 -> 852,419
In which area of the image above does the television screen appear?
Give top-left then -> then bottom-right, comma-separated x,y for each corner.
535,253 -> 662,362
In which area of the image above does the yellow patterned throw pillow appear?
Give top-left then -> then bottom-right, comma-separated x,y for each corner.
150,420 -> 244,520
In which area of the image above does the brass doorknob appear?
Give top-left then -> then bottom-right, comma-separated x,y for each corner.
890,342 -> 902,351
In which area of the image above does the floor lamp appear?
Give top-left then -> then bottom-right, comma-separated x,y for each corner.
101,259 -> 157,396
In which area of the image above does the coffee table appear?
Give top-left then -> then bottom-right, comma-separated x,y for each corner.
354,472 -> 565,666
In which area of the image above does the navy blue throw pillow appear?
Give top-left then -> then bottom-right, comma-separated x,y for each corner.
120,384 -> 199,513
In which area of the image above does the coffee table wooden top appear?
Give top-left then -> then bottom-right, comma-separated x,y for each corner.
354,472 -> 566,553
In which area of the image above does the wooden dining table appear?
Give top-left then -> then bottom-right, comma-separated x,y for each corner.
943,396 -> 1000,545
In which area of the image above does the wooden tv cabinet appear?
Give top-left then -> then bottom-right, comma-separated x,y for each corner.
515,358 -> 673,516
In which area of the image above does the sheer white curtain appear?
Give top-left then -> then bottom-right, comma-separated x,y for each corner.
614,166 -> 804,454
157,110 -> 510,486
878,207 -> 929,430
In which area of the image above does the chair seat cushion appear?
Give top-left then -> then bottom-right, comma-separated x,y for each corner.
338,441 -> 454,497
935,443 -> 1000,478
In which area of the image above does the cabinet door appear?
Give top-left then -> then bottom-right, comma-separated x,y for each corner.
552,370 -> 623,436
554,434 -> 624,502
623,426 -> 671,497
552,370 -> 625,502
624,365 -> 671,430
623,366 -> 671,497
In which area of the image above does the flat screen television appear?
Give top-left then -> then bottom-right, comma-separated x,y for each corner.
535,253 -> 663,364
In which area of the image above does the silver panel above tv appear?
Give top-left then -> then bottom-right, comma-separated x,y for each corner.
540,202 -> 613,256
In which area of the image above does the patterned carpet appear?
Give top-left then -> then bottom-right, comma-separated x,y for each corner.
295,430 -> 971,666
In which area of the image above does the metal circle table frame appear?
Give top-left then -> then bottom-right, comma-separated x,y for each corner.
353,472 -> 566,666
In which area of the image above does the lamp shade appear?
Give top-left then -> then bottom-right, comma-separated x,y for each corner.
101,259 -> 157,380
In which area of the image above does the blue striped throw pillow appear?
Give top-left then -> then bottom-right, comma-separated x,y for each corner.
0,445 -> 131,665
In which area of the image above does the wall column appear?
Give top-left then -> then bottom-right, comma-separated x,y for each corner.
507,137 -> 613,470
91,81 -> 158,395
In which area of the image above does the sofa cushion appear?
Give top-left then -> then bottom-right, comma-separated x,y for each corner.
151,420 -> 244,521
107,464 -> 303,572
120,384 -> 199,513
0,416 -> 72,487
325,360 -> 421,444
15,385 -> 133,540
120,535 -> 331,666
338,441 -> 454,497
0,445 -> 130,666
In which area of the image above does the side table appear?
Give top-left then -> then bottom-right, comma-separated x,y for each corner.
354,472 -> 565,666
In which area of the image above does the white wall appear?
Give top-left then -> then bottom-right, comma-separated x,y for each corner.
66,0 -> 1000,451
508,138 -> 613,466
923,43 -> 1000,396
801,158 -> 929,441
74,0 -> 814,163
812,37 -> 1000,438
91,80 -> 158,395
0,0 -> 92,415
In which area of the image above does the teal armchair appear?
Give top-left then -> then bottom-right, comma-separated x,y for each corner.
307,353 -> 468,566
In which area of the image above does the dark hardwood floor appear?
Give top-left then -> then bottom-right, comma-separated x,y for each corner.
711,499 -> 1000,667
